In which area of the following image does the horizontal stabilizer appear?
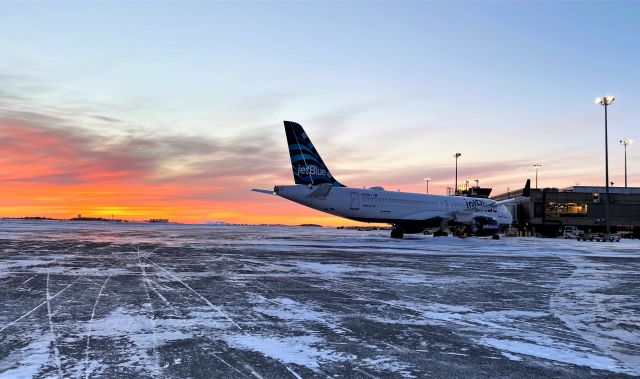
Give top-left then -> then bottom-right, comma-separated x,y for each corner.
251,188 -> 275,195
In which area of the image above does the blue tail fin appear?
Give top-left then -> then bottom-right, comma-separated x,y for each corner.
284,121 -> 344,187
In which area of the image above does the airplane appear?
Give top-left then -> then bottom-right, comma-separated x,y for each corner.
253,121 -> 530,239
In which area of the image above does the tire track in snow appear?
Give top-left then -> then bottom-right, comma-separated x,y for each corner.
244,363 -> 265,379
211,353 -> 249,378
145,278 -> 183,317
142,256 -> 243,330
14,243 -> 77,290
137,246 -> 151,302
549,254 -> 640,374
147,279 -> 171,306
83,272 -> 113,379
140,249 -> 266,379
286,366 -> 303,379
0,283 -> 72,333
46,273 -> 64,379
136,245 -> 163,378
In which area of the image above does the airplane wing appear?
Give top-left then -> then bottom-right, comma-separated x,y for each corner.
251,188 -> 275,195
401,179 -> 531,221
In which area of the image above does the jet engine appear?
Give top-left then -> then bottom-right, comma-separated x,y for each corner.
470,216 -> 500,236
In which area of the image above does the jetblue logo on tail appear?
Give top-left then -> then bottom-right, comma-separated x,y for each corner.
284,121 -> 344,187
297,165 -> 328,177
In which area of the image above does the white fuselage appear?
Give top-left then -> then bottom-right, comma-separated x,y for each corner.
274,184 -> 513,226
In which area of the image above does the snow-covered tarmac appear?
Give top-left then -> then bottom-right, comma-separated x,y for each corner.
0,221 -> 638,378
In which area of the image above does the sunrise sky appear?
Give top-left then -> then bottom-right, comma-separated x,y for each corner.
0,2 -> 638,225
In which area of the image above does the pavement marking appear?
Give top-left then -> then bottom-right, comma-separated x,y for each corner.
46,273 -> 64,379
23,274 -> 38,284
0,283 -> 72,333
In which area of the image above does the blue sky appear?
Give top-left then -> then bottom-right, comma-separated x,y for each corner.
0,2 -> 639,214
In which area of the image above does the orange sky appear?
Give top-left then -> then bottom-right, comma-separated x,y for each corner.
0,117 -> 367,225
0,113 -> 631,226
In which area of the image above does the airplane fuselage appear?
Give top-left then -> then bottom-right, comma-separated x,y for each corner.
253,121 -> 527,238
274,184 -> 513,230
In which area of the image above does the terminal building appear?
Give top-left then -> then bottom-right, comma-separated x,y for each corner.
492,186 -> 640,238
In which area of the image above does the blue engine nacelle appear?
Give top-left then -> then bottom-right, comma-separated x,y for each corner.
471,216 -> 500,236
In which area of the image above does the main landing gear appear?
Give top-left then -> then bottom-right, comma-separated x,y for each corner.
433,229 -> 448,237
390,226 -> 404,239
433,220 -> 449,237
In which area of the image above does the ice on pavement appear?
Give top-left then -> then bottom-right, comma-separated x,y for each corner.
0,220 -> 639,378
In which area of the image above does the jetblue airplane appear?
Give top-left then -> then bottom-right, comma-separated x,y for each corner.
253,121 -> 530,239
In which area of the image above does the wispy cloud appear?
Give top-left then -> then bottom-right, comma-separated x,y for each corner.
1,75 -> 630,224
0,82 -> 309,222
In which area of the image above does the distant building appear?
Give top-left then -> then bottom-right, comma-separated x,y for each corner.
148,219 -> 169,223
492,186 -> 640,238
458,186 -> 492,198
70,214 -> 127,222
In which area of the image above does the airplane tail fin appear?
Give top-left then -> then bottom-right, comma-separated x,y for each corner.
522,179 -> 531,197
284,121 -> 344,187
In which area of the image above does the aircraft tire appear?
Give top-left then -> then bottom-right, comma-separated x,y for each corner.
390,229 -> 404,239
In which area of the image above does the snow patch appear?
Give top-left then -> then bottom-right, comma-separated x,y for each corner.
224,334 -> 355,370
481,337 -> 630,373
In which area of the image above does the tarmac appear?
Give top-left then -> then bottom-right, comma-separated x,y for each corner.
0,221 -> 638,378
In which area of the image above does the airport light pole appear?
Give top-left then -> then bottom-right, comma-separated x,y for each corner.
595,96 -> 615,234
424,177 -> 431,194
620,138 -> 633,188
453,153 -> 461,195
533,164 -> 542,189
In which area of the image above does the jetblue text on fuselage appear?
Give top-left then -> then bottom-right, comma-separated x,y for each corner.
465,199 -> 486,208
297,165 -> 327,176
